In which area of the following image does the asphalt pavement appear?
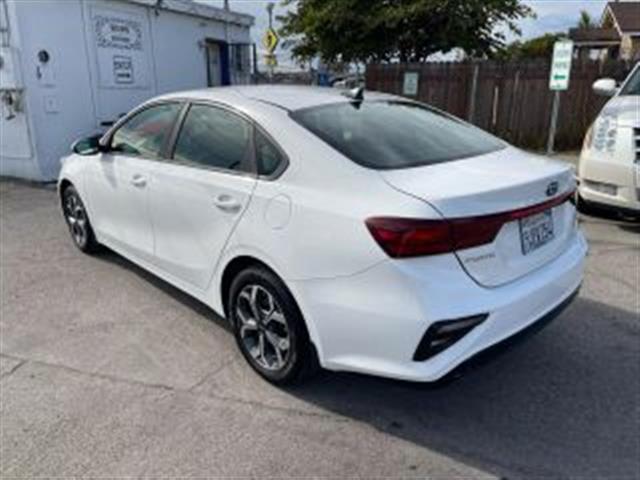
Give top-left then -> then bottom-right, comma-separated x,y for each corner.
1,180 -> 638,478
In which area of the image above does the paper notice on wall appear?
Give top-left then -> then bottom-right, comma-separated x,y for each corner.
91,8 -> 151,89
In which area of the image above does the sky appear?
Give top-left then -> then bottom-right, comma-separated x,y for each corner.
201,0 -> 611,68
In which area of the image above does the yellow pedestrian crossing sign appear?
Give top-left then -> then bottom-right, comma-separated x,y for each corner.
262,28 -> 279,54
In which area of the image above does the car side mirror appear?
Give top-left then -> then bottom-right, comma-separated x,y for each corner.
71,135 -> 105,155
593,78 -> 618,97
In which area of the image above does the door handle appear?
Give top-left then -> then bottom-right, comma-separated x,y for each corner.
131,174 -> 147,188
214,194 -> 242,213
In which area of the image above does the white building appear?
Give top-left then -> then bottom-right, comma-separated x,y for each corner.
0,0 -> 254,181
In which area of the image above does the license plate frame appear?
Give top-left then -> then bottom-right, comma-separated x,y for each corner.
519,210 -> 554,255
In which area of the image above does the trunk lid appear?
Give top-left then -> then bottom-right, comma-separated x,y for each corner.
380,147 -> 577,287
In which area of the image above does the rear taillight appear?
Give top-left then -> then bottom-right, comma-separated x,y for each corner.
365,217 -> 454,257
366,190 -> 575,258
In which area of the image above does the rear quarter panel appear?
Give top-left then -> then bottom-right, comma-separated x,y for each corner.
222,118 -> 445,282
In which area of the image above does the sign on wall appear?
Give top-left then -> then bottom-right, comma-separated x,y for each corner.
549,40 -> 573,91
403,72 -> 419,96
91,9 -> 151,89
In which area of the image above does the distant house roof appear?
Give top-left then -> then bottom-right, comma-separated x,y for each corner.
569,27 -> 621,44
604,2 -> 640,35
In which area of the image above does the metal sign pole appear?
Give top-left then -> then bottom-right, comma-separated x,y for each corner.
267,3 -> 275,82
547,90 -> 560,155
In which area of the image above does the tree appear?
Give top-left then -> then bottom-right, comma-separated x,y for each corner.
497,32 -> 564,60
578,10 -> 596,29
279,0 -> 534,64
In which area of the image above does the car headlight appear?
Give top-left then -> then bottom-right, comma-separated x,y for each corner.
591,114 -> 618,153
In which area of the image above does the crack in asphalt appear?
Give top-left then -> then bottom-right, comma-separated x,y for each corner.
186,355 -> 237,392
0,255 -> 88,268
586,266 -> 639,293
0,357 -> 27,379
0,353 -> 345,423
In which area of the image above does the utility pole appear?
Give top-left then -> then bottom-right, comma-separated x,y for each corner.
223,0 -> 229,83
267,2 -> 275,82
267,3 -> 274,33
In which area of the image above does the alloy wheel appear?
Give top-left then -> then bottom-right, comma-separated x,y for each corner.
236,284 -> 291,371
64,191 -> 88,247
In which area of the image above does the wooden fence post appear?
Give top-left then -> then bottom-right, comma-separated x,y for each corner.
468,62 -> 480,123
507,69 -> 521,134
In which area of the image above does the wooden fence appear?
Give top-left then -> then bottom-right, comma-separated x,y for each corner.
366,59 -> 635,151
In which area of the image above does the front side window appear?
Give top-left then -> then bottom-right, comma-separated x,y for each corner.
173,105 -> 252,173
291,101 -> 505,170
255,130 -> 285,176
111,103 -> 182,159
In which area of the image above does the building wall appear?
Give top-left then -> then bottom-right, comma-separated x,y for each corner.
0,0 -> 252,181
150,11 -> 251,94
7,0 -> 97,180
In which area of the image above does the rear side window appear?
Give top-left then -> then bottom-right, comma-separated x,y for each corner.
255,130 -> 285,176
291,101 -> 505,170
111,103 -> 182,159
173,104 -> 253,173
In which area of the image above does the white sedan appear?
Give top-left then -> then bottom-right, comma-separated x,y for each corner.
58,86 -> 587,384
578,61 -> 640,216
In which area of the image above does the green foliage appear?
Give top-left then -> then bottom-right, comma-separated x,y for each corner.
278,0 -> 534,64
578,10 -> 596,29
497,32 -> 565,60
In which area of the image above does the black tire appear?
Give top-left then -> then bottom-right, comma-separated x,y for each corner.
576,192 -> 593,215
61,185 -> 100,253
229,266 -> 319,385
576,192 -> 597,216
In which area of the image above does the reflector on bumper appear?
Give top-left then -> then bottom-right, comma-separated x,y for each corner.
413,314 -> 489,361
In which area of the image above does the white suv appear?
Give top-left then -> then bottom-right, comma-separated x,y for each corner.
578,62 -> 640,217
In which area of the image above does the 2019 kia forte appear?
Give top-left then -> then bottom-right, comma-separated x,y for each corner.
58,86 -> 587,384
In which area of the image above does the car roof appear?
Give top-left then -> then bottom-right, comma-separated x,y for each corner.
156,85 -> 400,112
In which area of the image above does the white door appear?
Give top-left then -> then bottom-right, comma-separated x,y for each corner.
85,103 -> 183,261
84,4 -> 156,127
147,104 -> 256,290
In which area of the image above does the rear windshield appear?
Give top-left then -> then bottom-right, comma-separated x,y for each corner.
291,101 -> 505,170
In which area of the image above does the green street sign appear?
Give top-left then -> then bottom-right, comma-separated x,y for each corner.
549,40 -> 574,91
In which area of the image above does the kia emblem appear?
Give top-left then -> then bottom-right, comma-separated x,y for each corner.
546,181 -> 559,197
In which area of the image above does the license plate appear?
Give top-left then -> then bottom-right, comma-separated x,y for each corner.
520,210 -> 554,255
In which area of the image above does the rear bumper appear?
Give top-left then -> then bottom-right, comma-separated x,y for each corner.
291,231 -> 587,382
580,195 -> 640,217
447,285 -> 581,379
579,182 -> 640,213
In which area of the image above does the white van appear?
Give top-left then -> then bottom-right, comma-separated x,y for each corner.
577,62 -> 639,217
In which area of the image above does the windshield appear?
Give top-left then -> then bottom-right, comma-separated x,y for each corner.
620,64 -> 640,96
291,101 -> 505,170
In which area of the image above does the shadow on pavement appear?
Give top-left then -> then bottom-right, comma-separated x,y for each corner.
94,249 -> 233,335
281,296 -> 640,479
96,248 -> 639,479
